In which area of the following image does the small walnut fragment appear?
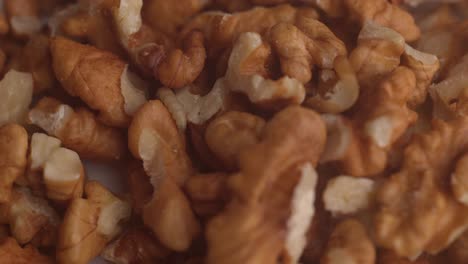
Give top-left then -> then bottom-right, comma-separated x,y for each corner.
29,97 -> 126,160
226,32 -> 306,108
185,172 -> 228,217
101,226 -> 170,264
128,100 -> 200,251
323,175 -> 376,216
0,70 -> 33,126
0,124 -> 28,203
206,106 -> 326,264
57,181 -> 131,264
205,111 -> 266,169
0,237 -> 53,264
321,219 -> 376,264
4,0 -> 42,38
0,187 -> 59,247
50,37 -> 147,127
375,117 -> 468,259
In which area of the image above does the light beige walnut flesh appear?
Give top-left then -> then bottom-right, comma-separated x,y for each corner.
0,187 -> 59,247
343,0 -> 420,42
305,56 -> 359,114
29,97 -> 126,160
101,226 -> 170,264
0,70 -> 33,126
0,237 -> 53,264
323,175 -> 376,216
375,117 -> 468,259
112,0 -> 143,49
349,21 -> 405,86
29,133 -> 61,172
43,147 -> 85,203
402,44 -> 440,107
57,181 -> 131,264
205,111 -> 266,169
128,100 -> 199,251
158,80 -> 227,130
321,219 -> 375,264
0,124 -> 28,203
4,0 -> 42,38
206,106 -> 326,264
50,37 -> 147,127
225,32 -> 306,109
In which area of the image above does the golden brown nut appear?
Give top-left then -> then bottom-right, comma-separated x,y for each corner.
0,187 -> 59,247
448,230 -> 468,264
349,21 -> 405,86
0,70 -> 33,127
375,117 -> 468,259
0,237 -> 53,264
18,35 -> 55,94
28,97 -> 126,160
205,111 -> 265,169
344,0 -> 420,42
225,32 -> 306,108
320,219 -> 375,264
143,0 -> 209,37
101,226 -> 170,264
321,67 -> 417,177
0,124 -> 28,203
50,37 -> 147,127
57,181 -> 131,264
182,4 -> 319,56
378,250 -> 430,264
185,173 -> 228,203
305,56 -> 359,114
127,160 -> 153,215
128,100 -> 199,251
451,154 -> 468,206
206,106 -> 326,264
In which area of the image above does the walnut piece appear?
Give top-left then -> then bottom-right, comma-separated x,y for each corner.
323,175 -> 375,216
0,124 -> 28,203
321,219 -> 375,264
57,181 -> 131,264
0,237 -> 53,264
29,97 -> 126,160
0,70 -> 33,126
206,106 -> 326,264
205,111 -> 266,169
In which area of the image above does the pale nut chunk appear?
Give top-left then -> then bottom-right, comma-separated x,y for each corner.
323,175 -> 376,216
225,32 -> 306,108
344,0 -> 420,42
402,44 -> 440,107
57,181 -> 131,264
50,37 -> 147,127
0,237 -> 53,264
0,187 -> 59,246
29,133 -> 61,172
112,0 -> 143,49
305,56 -> 360,114
28,97 -> 126,160
4,0 -> 42,38
0,70 -> 33,126
375,117 -> 468,258
205,111 -> 266,169
43,147 -> 85,203
451,154 -> 468,206
128,100 -> 199,251
349,21 -> 405,86
101,226 -> 170,264
0,124 -> 28,203
206,106 -> 326,264
320,219 -> 376,264
158,80 -> 227,130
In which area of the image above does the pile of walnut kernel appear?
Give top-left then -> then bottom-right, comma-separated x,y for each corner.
0,0 -> 468,263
